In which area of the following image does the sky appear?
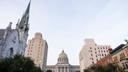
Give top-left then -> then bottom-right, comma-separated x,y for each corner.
0,0 -> 128,65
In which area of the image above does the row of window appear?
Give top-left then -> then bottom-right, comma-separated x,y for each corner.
90,47 -> 109,50
89,50 -> 109,54
90,57 -> 100,62
27,53 -> 41,59
90,53 -> 107,57
91,52 -> 107,56
29,39 -> 43,45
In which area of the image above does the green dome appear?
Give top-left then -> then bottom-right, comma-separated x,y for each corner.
58,50 -> 69,64
59,50 -> 68,58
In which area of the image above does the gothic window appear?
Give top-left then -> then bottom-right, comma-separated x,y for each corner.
27,17 -> 29,20
12,36 -> 16,43
20,26 -> 24,29
10,48 -> 13,57
24,21 -> 25,23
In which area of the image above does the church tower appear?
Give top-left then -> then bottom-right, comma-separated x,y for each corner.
17,1 -> 30,42
0,1 -> 31,58
16,1 -> 31,54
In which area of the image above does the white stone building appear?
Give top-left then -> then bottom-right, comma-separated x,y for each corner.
25,32 -> 48,69
46,50 -> 80,72
0,1 -> 30,58
79,39 -> 111,72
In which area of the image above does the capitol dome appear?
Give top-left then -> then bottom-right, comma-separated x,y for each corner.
57,50 -> 69,64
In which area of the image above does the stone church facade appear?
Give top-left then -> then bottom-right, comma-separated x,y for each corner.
0,1 -> 30,58
46,50 -> 80,72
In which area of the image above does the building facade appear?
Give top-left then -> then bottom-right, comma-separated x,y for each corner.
25,32 -> 48,69
96,48 -> 113,66
46,50 -> 80,72
79,39 -> 111,72
96,54 -> 112,66
0,1 -> 30,58
111,43 -> 128,72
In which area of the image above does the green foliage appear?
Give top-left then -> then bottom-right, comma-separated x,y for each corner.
0,55 -> 43,72
46,70 -> 52,72
84,63 -> 125,72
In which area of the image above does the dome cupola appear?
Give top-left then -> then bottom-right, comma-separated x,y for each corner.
57,50 -> 69,64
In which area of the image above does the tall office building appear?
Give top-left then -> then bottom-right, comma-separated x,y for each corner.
25,32 -> 48,69
79,39 -> 111,72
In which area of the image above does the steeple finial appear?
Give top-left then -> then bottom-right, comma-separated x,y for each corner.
17,0 -> 31,31
25,0 -> 31,16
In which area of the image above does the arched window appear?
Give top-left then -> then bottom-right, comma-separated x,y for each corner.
10,48 -> 13,57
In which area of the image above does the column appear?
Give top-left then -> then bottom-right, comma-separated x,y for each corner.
60,67 -> 62,72
64,67 -> 66,72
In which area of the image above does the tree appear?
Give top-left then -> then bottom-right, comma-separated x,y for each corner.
46,70 -> 52,72
0,55 -> 43,72
84,63 -> 125,72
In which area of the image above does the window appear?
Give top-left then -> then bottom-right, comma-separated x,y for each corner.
122,63 -> 125,69
96,55 -> 97,57
125,50 -> 128,57
12,37 -> 16,43
89,50 -> 92,52
90,58 -> 93,60
91,54 -> 93,56
92,61 -> 94,64
125,62 -> 128,68
10,48 -> 13,57
120,53 -> 125,60
113,56 -> 118,62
